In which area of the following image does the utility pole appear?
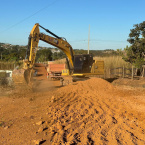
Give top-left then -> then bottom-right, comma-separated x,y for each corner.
88,24 -> 90,54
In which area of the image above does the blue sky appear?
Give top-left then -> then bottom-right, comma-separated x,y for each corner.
0,0 -> 145,50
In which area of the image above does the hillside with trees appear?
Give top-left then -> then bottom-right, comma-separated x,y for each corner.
123,21 -> 145,69
0,43 -> 120,62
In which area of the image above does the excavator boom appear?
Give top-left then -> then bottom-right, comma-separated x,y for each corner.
12,23 -> 104,86
26,23 -> 74,69
12,23 -> 75,85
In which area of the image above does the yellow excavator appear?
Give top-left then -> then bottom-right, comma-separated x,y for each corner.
12,23 -> 104,85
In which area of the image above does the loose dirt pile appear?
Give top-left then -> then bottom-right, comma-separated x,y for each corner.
0,64 -> 145,145
43,78 -> 145,144
113,77 -> 145,88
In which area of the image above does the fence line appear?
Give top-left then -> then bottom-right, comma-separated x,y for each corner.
0,62 -> 15,70
109,66 -> 141,79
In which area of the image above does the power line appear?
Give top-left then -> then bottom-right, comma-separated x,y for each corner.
69,39 -> 127,43
0,0 -> 60,33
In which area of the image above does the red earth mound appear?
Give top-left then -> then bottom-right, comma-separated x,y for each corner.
0,64 -> 145,145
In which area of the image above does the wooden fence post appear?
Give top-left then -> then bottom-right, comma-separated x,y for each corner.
114,68 -> 116,77
132,65 -> 134,80
142,65 -> 145,77
109,68 -> 111,78
123,66 -> 125,78
104,69 -> 106,79
142,67 -> 144,78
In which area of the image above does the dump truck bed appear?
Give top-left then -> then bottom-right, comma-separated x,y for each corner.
47,64 -> 65,73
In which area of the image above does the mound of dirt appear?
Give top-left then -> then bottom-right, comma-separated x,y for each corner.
40,78 -> 145,144
112,78 -> 145,88
1,73 -> 145,144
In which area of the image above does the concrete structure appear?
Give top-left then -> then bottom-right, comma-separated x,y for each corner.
0,70 -> 13,77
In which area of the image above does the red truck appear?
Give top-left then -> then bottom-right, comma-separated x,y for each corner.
47,64 -> 65,79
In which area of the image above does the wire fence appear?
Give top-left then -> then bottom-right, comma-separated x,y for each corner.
0,62 -> 15,70
108,66 -> 142,79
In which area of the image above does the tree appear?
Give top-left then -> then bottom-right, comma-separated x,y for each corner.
123,21 -> 145,69
36,49 -> 52,62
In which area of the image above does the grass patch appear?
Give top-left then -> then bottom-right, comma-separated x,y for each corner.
94,56 -> 132,78
0,61 -> 23,70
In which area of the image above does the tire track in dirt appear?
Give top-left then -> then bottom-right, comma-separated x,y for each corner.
2,64 -> 145,144
40,78 -> 145,144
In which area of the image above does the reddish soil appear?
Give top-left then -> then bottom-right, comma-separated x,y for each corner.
0,63 -> 145,145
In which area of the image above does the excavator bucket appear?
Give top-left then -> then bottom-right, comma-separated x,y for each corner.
12,68 -> 33,87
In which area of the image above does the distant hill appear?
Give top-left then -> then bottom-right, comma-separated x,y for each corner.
0,43 -> 120,62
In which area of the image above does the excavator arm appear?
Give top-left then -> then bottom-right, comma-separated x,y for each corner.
12,23 -> 104,86
25,23 -> 74,70
12,23 -> 74,85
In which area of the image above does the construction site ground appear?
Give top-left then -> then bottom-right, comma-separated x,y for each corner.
0,63 -> 145,145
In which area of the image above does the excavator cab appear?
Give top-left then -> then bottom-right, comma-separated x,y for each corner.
73,54 -> 94,73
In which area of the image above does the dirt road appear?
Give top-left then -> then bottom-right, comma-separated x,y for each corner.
0,64 -> 145,145
32,63 -> 61,93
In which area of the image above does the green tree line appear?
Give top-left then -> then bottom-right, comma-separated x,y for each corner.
123,21 -> 145,69
0,43 -> 119,62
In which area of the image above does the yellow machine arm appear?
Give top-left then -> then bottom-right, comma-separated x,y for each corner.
12,23 -> 104,85
25,23 -> 74,70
